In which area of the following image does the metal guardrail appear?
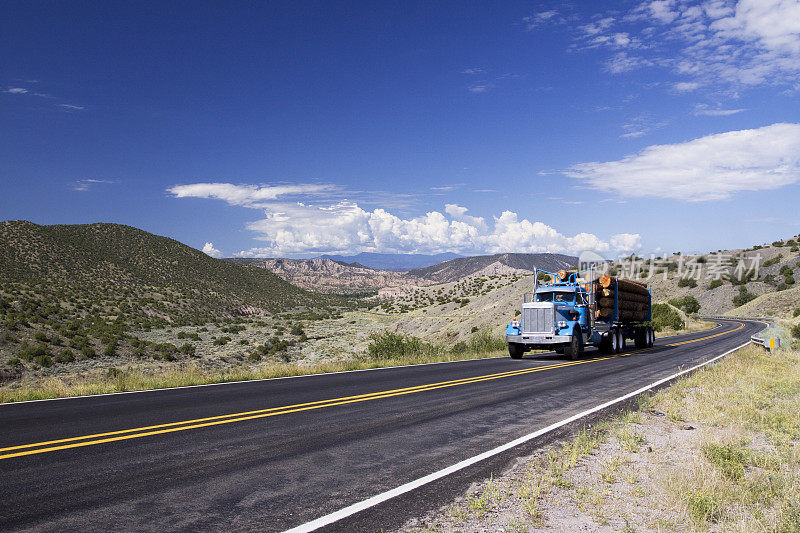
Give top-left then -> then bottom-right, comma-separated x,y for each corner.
698,315 -> 780,351
750,334 -> 780,351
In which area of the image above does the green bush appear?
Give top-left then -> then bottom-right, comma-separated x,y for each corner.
708,279 -> 724,290
19,342 -> 49,361
247,351 -> 261,362
668,296 -> 701,314
786,275 -> 795,285
732,287 -> 757,307
290,323 -> 305,336
213,336 -> 231,346
651,303 -> 683,332
178,343 -> 196,355
367,331 -> 438,360
6,358 -> 23,368
54,349 -> 75,363
793,308 -> 800,318
81,346 -> 97,358
677,277 -> 698,288
34,354 -> 53,367
791,324 -> 800,340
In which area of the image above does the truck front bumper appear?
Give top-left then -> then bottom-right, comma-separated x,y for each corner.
506,334 -> 572,345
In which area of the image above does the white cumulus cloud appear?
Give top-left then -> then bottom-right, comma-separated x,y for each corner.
167,182 -> 335,208
226,201 -> 639,257
201,242 -> 223,258
564,122 -> 800,201
171,184 -> 643,257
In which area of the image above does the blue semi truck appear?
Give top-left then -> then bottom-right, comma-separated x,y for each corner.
506,267 -> 654,360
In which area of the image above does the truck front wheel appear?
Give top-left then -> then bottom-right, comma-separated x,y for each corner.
508,343 -> 524,359
564,330 -> 583,360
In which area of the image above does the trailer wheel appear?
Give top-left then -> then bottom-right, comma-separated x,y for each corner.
613,328 -> 623,354
620,331 -> 627,352
648,327 -> 655,348
508,343 -> 524,359
599,333 -> 612,354
634,327 -> 646,349
565,329 -> 583,360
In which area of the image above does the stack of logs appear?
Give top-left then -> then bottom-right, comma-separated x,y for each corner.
595,275 -> 649,321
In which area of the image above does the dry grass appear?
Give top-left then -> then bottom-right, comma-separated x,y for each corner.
0,349 -> 507,403
403,343 -> 800,532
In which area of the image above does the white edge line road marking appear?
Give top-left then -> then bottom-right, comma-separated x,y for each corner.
284,329 -> 761,533
0,321 -> 729,407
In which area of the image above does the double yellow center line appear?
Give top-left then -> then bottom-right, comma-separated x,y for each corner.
0,321 -> 744,461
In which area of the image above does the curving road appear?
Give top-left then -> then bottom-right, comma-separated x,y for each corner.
0,319 -> 763,532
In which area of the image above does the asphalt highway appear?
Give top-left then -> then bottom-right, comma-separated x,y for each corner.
0,318 -> 763,532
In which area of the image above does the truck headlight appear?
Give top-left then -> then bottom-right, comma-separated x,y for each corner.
557,321 -> 567,328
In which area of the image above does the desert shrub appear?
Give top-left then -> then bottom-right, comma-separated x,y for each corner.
213,336 -> 231,346
54,349 -> 75,363
178,343 -> 196,355
103,338 -> 118,357
451,341 -> 468,354
669,295 -> 701,314
708,279 -> 723,290
367,331 -> 438,360
34,354 -> 53,367
34,331 -> 48,342
652,303 -> 683,332
791,324 -> 800,340
247,351 -> 261,362
290,323 -> 305,336
732,287 -> 757,307
6,358 -> 22,368
19,342 -> 49,361
793,308 -> 800,318
786,275 -> 795,285
157,342 -> 177,354
81,346 -> 97,359
466,329 -> 506,354
677,277 -> 698,288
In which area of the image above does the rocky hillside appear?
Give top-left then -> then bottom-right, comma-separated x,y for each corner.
0,220 -> 350,381
0,221 -> 341,322
229,257 -> 431,294
408,253 -> 578,283
320,252 -> 461,271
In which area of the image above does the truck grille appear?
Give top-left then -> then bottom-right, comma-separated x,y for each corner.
522,307 -> 553,334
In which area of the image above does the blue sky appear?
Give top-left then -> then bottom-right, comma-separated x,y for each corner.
2,0 -> 799,259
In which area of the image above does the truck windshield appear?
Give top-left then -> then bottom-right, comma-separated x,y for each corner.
537,292 -> 573,303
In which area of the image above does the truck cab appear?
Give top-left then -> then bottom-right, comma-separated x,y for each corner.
506,285 -> 590,355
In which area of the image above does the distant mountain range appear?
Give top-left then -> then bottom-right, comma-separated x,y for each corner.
408,253 -> 578,283
319,252 -> 462,271
234,251 -> 580,290
228,257 -> 430,294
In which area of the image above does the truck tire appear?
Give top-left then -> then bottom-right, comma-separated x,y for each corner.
599,333 -> 612,354
614,328 -> 623,354
564,329 -> 583,360
620,331 -> 627,352
508,343 -> 524,359
648,327 -> 655,348
634,327 -> 646,349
